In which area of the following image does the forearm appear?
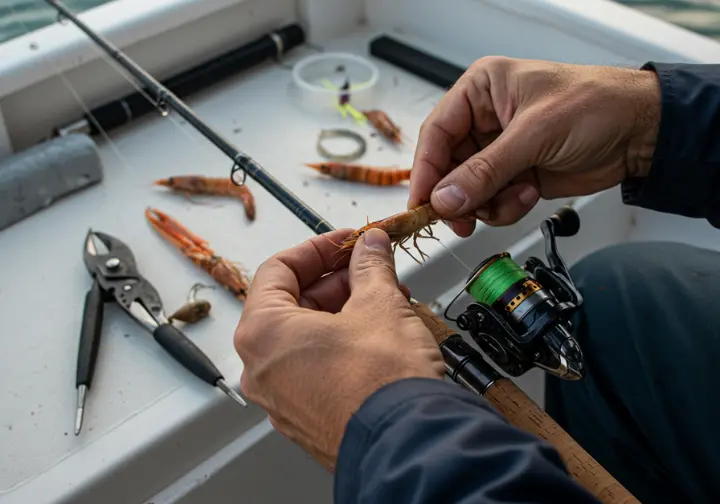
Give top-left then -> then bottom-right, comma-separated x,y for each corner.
335,378 -> 599,504
623,62 -> 720,228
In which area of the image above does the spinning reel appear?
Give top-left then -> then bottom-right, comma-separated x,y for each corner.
444,206 -> 585,380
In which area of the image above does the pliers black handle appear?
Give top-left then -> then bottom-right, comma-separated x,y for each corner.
74,230 -> 247,436
152,323 -> 225,385
74,279 -> 106,435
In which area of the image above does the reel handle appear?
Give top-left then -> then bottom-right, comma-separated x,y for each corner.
410,301 -> 638,504
550,205 -> 581,237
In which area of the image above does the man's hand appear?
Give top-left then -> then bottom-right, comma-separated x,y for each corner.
409,57 -> 661,236
234,228 -> 444,472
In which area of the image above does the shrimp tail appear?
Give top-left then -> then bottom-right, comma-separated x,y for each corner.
236,185 -> 256,221
154,178 -> 174,187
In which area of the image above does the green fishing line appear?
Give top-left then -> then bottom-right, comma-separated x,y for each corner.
468,255 -> 528,305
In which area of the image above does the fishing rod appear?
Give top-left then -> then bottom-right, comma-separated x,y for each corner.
47,2 -> 636,501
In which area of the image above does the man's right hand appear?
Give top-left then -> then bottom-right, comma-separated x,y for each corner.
408,57 -> 662,237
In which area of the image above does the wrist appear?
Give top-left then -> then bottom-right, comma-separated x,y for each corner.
626,68 -> 661,178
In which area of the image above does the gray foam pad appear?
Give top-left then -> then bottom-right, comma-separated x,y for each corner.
0,133 -> 103,231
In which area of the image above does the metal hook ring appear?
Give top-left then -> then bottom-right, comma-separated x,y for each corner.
316,129 -> 367,162
155,90 -> 169,115
269,32 -> 285,60
231,154 -> 248,187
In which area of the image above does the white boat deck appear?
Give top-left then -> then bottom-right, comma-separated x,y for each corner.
1,1 -> 719,503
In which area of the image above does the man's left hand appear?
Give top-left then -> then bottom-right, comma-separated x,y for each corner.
234,228 -> 445,472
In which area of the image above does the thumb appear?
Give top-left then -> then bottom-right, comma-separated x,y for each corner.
429,120 -> 540,220
347,228 -> 400,297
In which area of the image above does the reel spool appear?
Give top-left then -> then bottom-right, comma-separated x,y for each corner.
444,206 -> 585,380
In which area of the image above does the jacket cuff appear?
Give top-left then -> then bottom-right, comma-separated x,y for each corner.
622,62 -> 719,222
334,377 -> 501,502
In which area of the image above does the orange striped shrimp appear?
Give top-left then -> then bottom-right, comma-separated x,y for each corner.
335,203 -> 441,264
155,176 -> 256,221
363,110 -> 403,145
304,162 -> 412,186
145,208 -> 251,300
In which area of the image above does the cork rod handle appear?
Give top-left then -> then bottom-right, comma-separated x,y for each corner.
410,301 -> 638,504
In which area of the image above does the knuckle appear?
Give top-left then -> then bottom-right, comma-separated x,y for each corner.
357,251 -> 393,271
463,156 -> 501,193
471,55 -> 511,74
239,371 -> 253,397
356,256 -> 397,283
254,256 -> 273,274
232,323 -> 246,353
268,416 -> 284,432
239,370 -> 264,407
357,281 -> 405,309
233,319 -> 259,358
419,102 -> 449,140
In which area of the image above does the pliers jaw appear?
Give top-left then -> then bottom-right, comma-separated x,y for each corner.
83,229 -> 166,331
83,229 -> 137,279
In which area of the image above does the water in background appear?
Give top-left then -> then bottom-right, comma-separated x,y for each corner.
1,0 -> 720,45
0,0 -> 110,44
616,0 -> 720,41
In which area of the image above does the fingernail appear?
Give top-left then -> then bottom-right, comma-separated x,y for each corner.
519,186 -> 539,206
475,205 -> 491,220
363,228 -> 391,252
434,185 -> 466,211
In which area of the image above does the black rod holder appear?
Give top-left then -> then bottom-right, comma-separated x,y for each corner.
369,35 -> 466,89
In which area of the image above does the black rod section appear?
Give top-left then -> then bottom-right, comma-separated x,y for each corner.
439,335 -> 500,396
369,35 -> 466,89
57,24 -> 305,137
47,0 -> 332,235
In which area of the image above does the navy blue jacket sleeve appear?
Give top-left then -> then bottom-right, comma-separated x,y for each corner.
335,378 -> 599,504
622,62 -> 720,228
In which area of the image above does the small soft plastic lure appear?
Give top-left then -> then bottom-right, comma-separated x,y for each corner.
168,283 -> 215,324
